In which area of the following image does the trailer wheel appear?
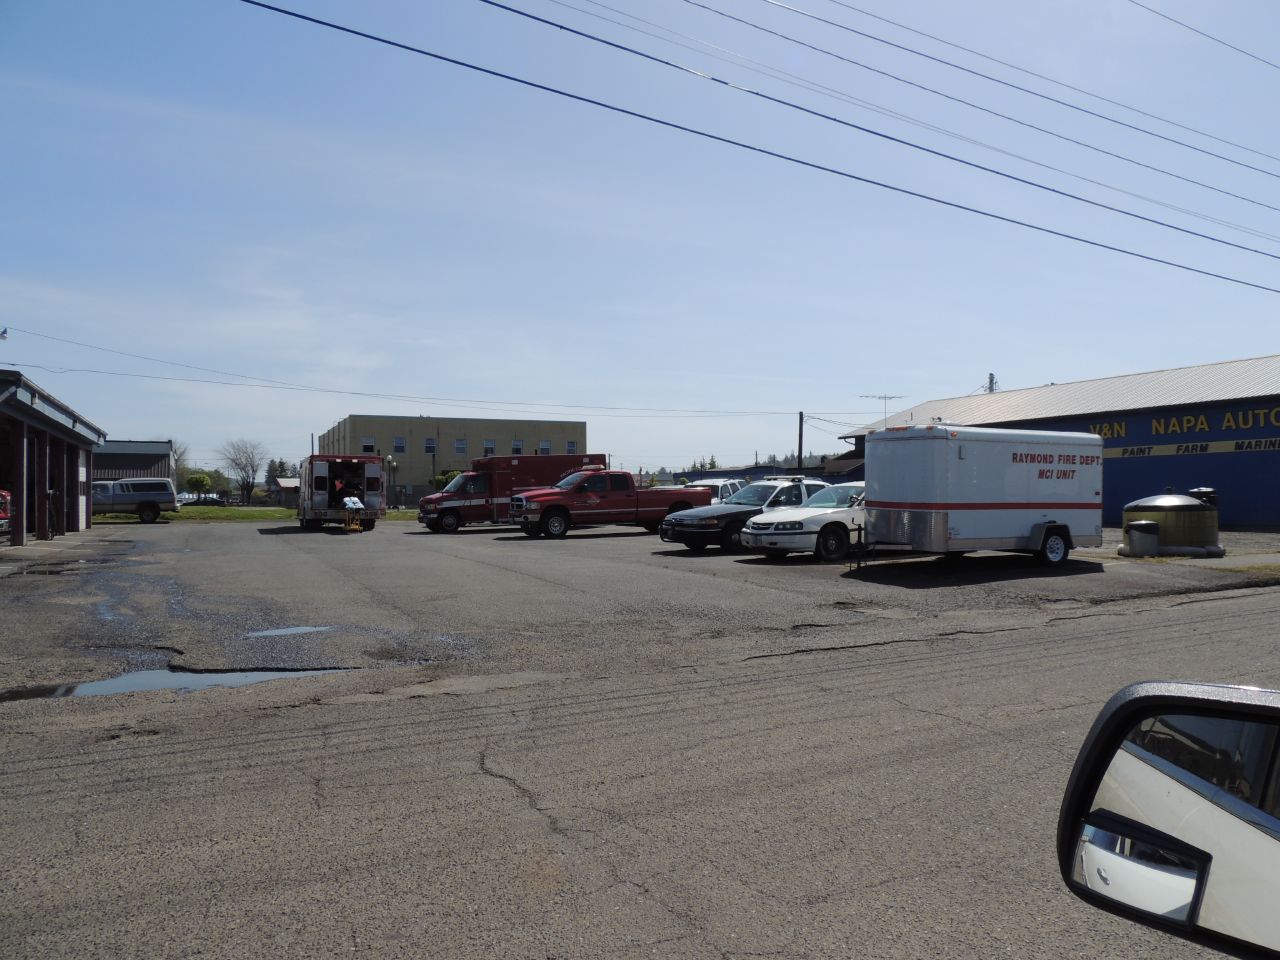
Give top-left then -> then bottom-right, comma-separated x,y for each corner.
1037,531 -> 1071,567
306,519 -> 323,531
814,524 -> 850,563
542,510 -> 570,539
439,511 -> 461,534
138,504 -> 160,524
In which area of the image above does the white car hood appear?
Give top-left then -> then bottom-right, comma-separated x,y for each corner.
757,503 -> 865,527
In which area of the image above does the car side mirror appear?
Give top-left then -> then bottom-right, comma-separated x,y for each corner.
1058,682 -> 1280,957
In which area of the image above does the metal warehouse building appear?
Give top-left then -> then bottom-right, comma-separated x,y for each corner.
841,354 -> 1280,528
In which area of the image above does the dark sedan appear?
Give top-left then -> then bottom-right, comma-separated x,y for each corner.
659,477 -> 829,552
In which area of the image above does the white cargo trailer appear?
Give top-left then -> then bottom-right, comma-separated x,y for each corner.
863,424 -> 1103,565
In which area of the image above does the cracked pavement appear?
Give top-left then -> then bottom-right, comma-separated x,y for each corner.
2,522 -> 1280,958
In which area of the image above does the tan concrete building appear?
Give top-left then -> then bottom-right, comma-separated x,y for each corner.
317,415 -> 589,504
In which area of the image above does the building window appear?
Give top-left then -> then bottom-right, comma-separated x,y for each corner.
424,437 -> 436,454
393,436 -> 406,453
539,440 -> 551,455
483,439 -> 496,456
511,439 -> 523,455
454,438 -> 467,455
566,440 -> 578,455
361,436 -> 375,454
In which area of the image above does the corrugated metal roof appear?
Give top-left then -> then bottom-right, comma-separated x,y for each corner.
841,354 -> 1280,437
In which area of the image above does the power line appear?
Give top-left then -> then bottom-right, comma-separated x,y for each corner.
678,0 -> 1280,215
6,327 -> 826,415
479,0 -> 1280,263
234,1 -> 1280,296
1125,0 -> 1280,72
544,0 -> 1280,245
748,0 -> 1280,180
820,0 -> 1280,165
10,361 -> 815,417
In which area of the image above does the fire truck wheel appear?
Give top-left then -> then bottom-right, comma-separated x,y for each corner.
439,511 -> 461,533
542,510 -> 570,539
814,524 -> 850,563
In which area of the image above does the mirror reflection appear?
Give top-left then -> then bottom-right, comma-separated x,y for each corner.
1072,820 -> 1201,922
1077,711 -> 1280,951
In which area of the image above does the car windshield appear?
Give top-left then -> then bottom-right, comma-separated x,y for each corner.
555,471 -> 594,490
803,486 -> 863,508
442,473 -> 471,493
726,483 -> 779,506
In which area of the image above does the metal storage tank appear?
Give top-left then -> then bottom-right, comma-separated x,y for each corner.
1121,490 -> 1223,555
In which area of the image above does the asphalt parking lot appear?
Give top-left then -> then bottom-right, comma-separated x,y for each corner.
2,521 -> 1280,959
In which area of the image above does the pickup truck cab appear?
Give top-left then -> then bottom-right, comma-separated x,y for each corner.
511,469 -> 711,538
660,476 -> 830,552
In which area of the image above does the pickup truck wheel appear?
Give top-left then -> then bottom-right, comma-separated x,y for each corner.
542,510 -> 569,539
1037,532 -> 1070,567
814,524 -> 850,563
138,504 -> 160,524
642,521 -> 660,533
522,523 -> 541,538
719,525 -> 742,552
439,511 -> 461,534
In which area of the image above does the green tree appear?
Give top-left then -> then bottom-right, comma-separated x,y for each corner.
708,455 -> 718,469
186,474 -> 211,496
434,470 -> 461,490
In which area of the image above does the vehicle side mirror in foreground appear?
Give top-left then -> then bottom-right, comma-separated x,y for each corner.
1058,682 -> 1280,958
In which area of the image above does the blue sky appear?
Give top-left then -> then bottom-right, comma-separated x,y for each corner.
3,0 -> 1277,474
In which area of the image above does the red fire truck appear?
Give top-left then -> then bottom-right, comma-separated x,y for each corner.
418,454 -> 607,532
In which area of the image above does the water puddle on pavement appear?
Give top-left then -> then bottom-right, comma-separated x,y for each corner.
244,626 -> 333,638
0,667 -> 346,703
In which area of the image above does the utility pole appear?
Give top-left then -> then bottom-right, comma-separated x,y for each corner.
797,412 -> 804,471
986,373 -> 999,393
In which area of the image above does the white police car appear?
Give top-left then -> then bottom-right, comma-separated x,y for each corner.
738,482 -> 865,562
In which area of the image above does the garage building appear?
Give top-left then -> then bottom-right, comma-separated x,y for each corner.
841,354 -> 1280,527
1,370 -> 107,546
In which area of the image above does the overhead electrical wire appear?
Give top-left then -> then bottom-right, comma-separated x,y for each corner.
677,0 -> 1280,215
539,0 -> 1280,245
745,0 -> 1280,180
13,362 -> 849,418
820,0 -> 1280,165
1124,0 -> 1280,72
478,0 -> 1280,264
11,326 -> 874,415
234,0 -> 1280,296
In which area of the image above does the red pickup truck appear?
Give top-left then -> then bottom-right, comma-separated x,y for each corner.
510,470 -> 712,538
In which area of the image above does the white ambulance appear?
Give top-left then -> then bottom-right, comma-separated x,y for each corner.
863,424 -> 1103,565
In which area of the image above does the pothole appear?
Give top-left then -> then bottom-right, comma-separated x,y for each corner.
0,667 -> 348,702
